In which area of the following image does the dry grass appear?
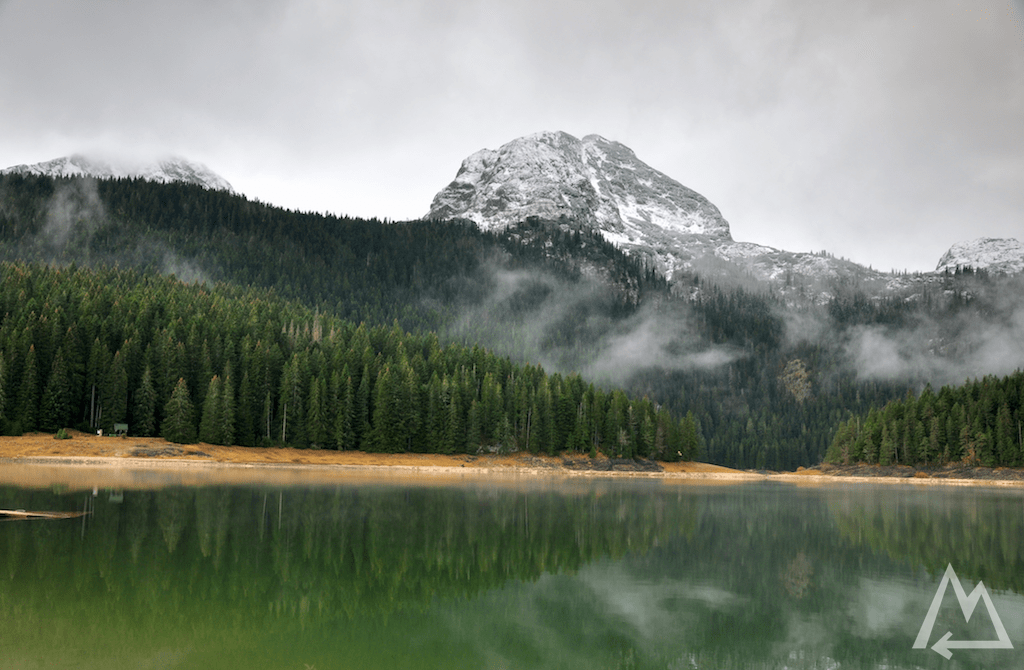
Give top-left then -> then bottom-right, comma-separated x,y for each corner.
2,431 -> 1016,491
0,430 -> 735,472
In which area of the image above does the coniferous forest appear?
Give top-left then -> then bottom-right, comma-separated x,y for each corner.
0,262 -> 702,460
0,172 -> 1021,467
825,371 -> 1024,467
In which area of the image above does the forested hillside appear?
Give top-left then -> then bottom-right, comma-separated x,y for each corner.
1,173 -> 1020,468
0,262 -> 702,459
825,370 -> 1024,467
0,174 -> 656,330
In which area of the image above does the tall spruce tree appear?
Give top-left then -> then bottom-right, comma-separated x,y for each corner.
163,378 -> 196,444
40,346 -> 72,432
199,375 -> 223,445
134,365 -> 157,437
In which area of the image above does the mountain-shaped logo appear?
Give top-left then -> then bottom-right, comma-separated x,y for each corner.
913,564 -> 1013,659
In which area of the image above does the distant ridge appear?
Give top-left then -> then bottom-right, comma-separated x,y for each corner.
1,153 -> 234,193
428,131 -> 1024,293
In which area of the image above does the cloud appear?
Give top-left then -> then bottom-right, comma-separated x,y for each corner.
581,304 -> 744,383
842,281 -> 1024,385
40,178 -> 106,251
444,257 -> 741,385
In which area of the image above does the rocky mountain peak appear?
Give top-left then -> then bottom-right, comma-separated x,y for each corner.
427,131 -> 733,257
1,154 -> 234,192
935,238 -> 1024,275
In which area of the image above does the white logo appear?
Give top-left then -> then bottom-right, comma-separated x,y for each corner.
913,563 -> 1013,659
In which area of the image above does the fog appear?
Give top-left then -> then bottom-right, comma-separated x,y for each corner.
445,260 -> 742,385
0,177 -> 212,285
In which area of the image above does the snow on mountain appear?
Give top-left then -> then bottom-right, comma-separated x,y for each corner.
427,131 -> 886,289
2,154 -> 234,192
935,238 -> 1024,275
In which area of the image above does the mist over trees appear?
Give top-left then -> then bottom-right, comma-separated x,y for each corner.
0,173 -> 1020,468
0,262 -> 701,460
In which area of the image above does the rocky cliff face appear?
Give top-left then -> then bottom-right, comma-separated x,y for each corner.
935,238 -> 1024,275
429,131 -> 730,240
428,131 -> 1024,297
427,132 -> 888,290
2,154 -> 234,192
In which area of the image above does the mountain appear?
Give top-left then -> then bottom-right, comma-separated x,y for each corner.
427,131 -> 1023,295
1,154 -> 234,192
935,237 -> 1024,275
426,131 -> 879,289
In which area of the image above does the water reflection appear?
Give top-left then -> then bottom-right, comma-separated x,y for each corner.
0,480 -> 1022,668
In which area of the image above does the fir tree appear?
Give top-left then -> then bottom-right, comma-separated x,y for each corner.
18,345 -> 39,432
163,378 -> 196,444
199,375 -> 223,444
134,365 -> 158,437
40,346 -> 72,432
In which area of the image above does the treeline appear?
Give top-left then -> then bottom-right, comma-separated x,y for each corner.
824,370 -> 1024,467
0,174 -> 659,331
4,173 -> 1021,470
0,262 -> 702,459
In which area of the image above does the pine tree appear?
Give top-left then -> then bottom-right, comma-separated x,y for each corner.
334,373 -> 354,450
442,384 -> 464,455
162,378 -> 196,444
368,366 -> 398,453
354,369 -> 370,446
199,375 -> 223,444
219,364 -> 235,446
466,398 -> 482,452
236,370 -> 255,447
0,358 -> 7,429
103,350 -> 128,431
306,375 -> 327,448
134,365 -> 158,437
879,424 -> 894,466
18,345 -> 39,432
85,338 -> 110,429
40,346 -> 72,432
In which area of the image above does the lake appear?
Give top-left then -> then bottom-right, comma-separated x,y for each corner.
1,471 -> 1023,669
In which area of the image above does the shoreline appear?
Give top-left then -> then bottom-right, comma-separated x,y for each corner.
1,431 -> 1023,490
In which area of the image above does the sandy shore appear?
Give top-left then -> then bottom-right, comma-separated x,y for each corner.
1,430 -> 1022,490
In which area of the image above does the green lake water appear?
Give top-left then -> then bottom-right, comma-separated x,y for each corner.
1,475 -> 1023,669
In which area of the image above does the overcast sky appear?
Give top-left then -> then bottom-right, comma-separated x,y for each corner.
1,0 -> 1021,272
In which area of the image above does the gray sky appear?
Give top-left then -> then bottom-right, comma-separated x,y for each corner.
1,0 -> 1021,272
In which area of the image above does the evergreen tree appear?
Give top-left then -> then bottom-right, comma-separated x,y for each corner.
334,373 -> 355,450
466,399 -> 482,451
40,346 -> 72,432
236,370 -> 255,447
879,424 -> 894,466
219,364 -> 236,447
0,358 -> 6,429
103,350 -> 128,431
307,375 -> 328,448
199,375 -> 223,444
134,365 -> 158,437
162,378 -> 196,444
18,345 -> 39,432
368,366 -> 399,453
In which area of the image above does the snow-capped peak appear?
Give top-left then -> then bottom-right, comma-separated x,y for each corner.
427,131 -> 732,240
935,238 -> 1024,275
2,154 -> 234,192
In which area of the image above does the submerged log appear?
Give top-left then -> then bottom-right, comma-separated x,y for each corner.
0,509 -> 90,520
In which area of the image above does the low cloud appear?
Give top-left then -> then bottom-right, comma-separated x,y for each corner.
445,257 -> 741,385
40,177 -> 106,251
582,304 -> 744,383
845,295 -> 1024,386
